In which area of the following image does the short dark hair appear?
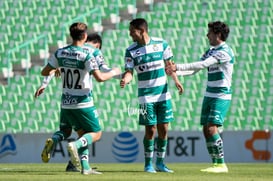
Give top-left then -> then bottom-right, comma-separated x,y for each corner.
86,33 -> 102,49
208,21 -> 230,41
129,18 -> 148,32
69,22 -> 87,41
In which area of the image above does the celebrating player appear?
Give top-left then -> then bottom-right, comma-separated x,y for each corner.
120,18 -> 183,173
39,22 -> 121,175
166,21 -> 234,173
36,33 -> 118,172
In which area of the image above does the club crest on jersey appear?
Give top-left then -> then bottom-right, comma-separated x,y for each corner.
153,44 -> 159,51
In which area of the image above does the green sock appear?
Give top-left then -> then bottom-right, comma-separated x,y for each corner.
143,138 -> 154,167
52,131 -> 66,145
75,133 -> 92,149
78,147 -> 90,170
206,138 -> 216,164
156,138 -> 167,165
207,134 -> 225,164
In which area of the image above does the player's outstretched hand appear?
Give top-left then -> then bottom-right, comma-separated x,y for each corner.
165,61 -> 176,75
111,67 -> 121,77
120,78 -> 126,88
176,82 -> 184,95
55,68 -> 61,77
34,86 -> 45,98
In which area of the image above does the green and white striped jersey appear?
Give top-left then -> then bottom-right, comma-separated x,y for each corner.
83,43 -> 109,71
201,42 -> 234,100
125,37 -> 173,104
48,45 -> 98,109
177,42 -> 235,100
83,43 -> 111,90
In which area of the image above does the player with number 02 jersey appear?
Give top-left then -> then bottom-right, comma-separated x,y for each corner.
40,22 -> 121,175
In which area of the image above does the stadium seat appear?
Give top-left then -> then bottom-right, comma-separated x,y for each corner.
0,121 -> 6,132
172,116 -> 190,131
39,118 -> 56,133
6,119 -> 22,133
22,120 -> 39,133
105,117 -> 121,132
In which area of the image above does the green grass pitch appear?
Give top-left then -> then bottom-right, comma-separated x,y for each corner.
0,163 -> 272,181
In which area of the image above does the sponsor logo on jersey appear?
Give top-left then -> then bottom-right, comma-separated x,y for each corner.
63,59 -> 78,67
138,63 -> 162,72
152,54 -> 161,59
61,51 -> 85,59
63,94 -> 78,105
208,66 -> 219,72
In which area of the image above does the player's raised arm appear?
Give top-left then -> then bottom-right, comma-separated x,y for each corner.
120,70 -> 133,88
34,63 -> 57,98
165,60 -> 184,94
92,68 -> 121,82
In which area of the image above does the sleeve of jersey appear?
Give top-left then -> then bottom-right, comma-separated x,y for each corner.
163,41 -> 173,61
212,50 -> 231,63
124,50 -> 134,71
48,53 -> 58,68
86,55 -> 99,73
96,51 -> 111,72
176,56 -> 218,71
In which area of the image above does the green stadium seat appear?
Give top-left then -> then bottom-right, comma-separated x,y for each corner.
104,117 -> 121,132
0,121 -> 6,133
0,110 -> 9,123
98,109 -> 109,123
39,118 -> 56,133
25,110 -> 43,123
0,32 -> 9,44
0,85 -> 6,96
154,2 -> 170,13
225,116 -> 242,131
11,110 -> 26,123
172,116 -> 189,131
120,118 -> 139,132
15,101 -> 30,114
22,120 -> 39,133
6,119 -> 22,133
2,100 -> 14,113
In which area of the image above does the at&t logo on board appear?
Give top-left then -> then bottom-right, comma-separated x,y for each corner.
112,132 -> 139,163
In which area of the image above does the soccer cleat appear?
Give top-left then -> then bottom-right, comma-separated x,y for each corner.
41,138 -> 54,163
67,142 -> 80,168
81,169 -> 102,175
65,160 -> 80,172
200,164 -> 228,173
156,163 -> 174,173
144,165 -> 157,173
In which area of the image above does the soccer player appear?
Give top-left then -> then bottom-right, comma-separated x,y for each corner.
120,18 -> 183,173
39,22 -> 121,175
36,33 -> 117,172
166,21 -> 234,173
34,33 -> 112,99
